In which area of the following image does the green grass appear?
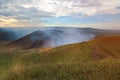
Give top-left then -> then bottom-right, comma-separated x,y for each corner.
1,57 -> 120,80
0,36 -> 120,80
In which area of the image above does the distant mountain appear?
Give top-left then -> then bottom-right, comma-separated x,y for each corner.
7,28 -> 95,49
1,27 -> 120,42
0,28 -> 17,41
83,28 -> 120,36
7,30 -> 52,49
6,27 -> 120,50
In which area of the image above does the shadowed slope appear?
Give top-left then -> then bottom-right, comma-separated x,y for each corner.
7,30 -> 52,49
0,28 -> 16,41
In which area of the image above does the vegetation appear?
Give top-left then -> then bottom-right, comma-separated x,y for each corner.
0,36 -> 120,80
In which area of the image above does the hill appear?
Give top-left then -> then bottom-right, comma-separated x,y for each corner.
7,30 -> 52,49
0,28 -> 16,41
6,28 -> 95,49
35,36 -> 120,62
1,27 -> 120,43
88,36 -> 120,59
5,27 -> 120,51
0,36 -> 120,80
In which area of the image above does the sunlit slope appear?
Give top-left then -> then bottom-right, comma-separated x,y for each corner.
1,36 -> 120,62
87,36 -> 120,59
37,42 -> 93,63
1,36 -> 120,80
3,35 -> 119,65
37,36 -> 120,62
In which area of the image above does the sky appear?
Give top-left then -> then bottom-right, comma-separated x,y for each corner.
0,0 -> 120,29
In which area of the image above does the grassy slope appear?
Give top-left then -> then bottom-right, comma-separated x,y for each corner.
0,36 -> 120,80
88,36 -> 120,59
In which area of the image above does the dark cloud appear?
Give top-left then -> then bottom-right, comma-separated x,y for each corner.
0,0 -> 10,5
116,6 -> 120,9
0,10 -> 16,17
15,15 -> 31,20
0,0 -> 70,19
13,7 -> 55,20
0,0 -> 55,22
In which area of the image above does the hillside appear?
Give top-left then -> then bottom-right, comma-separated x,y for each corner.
7,30 -> 52,49
1,36 -> 120,63
88,36 -> 120,59
0,28 -> 16,41
0,36 -> 120,80
1,27 -> 120,44
5,27 -> 120,51
35,36 -> 120,63
6,28 -> 95,50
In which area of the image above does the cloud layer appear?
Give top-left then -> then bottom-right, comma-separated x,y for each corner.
0,0 -> 120,27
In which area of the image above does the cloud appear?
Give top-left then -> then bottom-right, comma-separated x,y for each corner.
0,0 -> 120,27
0,0 -> 120,18
0,1 -> 55,27
21,0 -> 120,17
